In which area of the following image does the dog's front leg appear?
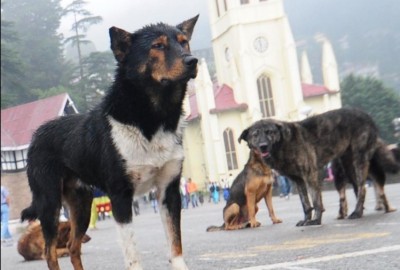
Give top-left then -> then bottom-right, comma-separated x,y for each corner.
305,176 -> 323,226
116,222 -> 143,270
295,181 -> 313,226
264,186 -> 282,224
111,186 -> 142,270
245,188 -> 260,228
160,174 -> 188,270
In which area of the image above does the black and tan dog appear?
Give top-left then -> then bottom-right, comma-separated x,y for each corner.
18,221 -> 91,261
207,150 -> 282,232
21,15 -> 199,270
239,108 -> 380,226
332,140 -> 399,219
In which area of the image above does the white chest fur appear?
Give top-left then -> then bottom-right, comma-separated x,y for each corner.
108,116 -> 185,195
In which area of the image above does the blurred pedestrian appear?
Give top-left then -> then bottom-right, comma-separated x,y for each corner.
1,186 -> 13,246
149,188 -> 158,213
180,177 -> 188,209
186,178 -> 199,208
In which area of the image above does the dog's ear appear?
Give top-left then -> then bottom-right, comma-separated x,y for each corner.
238,128 -> 249,143
176,14 -> 199,40
276,122 -> 291,140
109,26 -> 132,63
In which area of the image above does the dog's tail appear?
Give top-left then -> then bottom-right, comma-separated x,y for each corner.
371,141 -> 400,174
206,224 -> 225,232
21,204 -> 38,222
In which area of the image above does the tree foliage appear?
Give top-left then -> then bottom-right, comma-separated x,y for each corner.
0,11 -> 29,108
63,0 -> 103,84
340,74 -> 400,143
2,0 -> 66,92
81,51 -> 116,108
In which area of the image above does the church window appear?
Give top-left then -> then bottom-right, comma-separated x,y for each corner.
257,75 -> 275,118
241,0 -> 249,4
223,128 -> 238,170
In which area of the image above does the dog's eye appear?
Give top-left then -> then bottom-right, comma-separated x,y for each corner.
151,43 -> 165,50
180,40 -> 188,47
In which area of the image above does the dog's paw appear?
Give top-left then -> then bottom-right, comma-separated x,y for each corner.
296,220 -> 307,226
272,218 -> 282,224
249,220 -> 261,228
385,207 -> 397,213
171,256 -> 189,270
348,211 -> 362,219
303,219 -> 321,226
336,214 -> 346,220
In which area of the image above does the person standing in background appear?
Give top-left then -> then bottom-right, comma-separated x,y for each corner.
149,188 -> 158,213
1,185 -> 13,246
180,177 -> 188,209
186,178 -> 199,208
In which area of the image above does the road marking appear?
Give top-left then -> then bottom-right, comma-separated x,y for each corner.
199,232 -> 390,259
235,245 -> 400,270
250,232 -> 389,252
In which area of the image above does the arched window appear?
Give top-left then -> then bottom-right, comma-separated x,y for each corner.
257,75 -> 275,118
223,128 -> 238,170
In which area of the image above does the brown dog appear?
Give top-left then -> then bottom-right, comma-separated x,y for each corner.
18,221 -> 91,261
206,149 -> 282,232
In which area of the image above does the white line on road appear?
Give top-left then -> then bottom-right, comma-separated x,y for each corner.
235,245 -> 400,270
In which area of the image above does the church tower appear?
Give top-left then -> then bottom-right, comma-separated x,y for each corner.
208,0 -> 304,122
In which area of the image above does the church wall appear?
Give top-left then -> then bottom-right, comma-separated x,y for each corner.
182,123 -> 209,191
214,110 -> 250,180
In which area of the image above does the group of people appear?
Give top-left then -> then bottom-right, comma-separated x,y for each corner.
207,173 -> 235,204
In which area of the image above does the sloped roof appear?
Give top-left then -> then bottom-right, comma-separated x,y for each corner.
301,83 -> 336,98
1,93 -> 77,150
186,83 -> 248,122
186,92 -> 200,121
186,82 -> 337,121
210,84 -> 248,114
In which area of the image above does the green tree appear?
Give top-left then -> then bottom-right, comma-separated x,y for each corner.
0,11 -> 29,108
63,0 -> 103,84
2,0 -> 66,93
340,74 -> 400,143
81,51 -> 115,109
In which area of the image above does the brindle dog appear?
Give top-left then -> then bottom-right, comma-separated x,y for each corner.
206,149 -> 282,232
332,140 -> 399,219
239,108 -> 379,226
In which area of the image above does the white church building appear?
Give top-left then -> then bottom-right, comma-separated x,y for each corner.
182,0 -> 341,189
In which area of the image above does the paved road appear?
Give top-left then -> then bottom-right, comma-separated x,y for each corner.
2,183 -> 400,270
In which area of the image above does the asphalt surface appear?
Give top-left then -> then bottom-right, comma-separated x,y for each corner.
2,183 -> 400,270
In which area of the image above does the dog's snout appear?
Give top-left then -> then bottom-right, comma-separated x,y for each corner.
183,55 -> 198,67
259,143 -> 268,152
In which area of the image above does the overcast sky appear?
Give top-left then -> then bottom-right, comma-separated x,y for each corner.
60,0 -> 212,51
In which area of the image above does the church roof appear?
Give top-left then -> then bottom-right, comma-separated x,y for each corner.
186,83 -> 248,122
186,82 -> 337,122
301,83 -> 337,98
1,93 -> 77,150
186,92 -> 200,121
210,84 -> 248,114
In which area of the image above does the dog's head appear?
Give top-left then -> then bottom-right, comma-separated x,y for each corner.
109,15 -> 199,85
238,119 -> 291,160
